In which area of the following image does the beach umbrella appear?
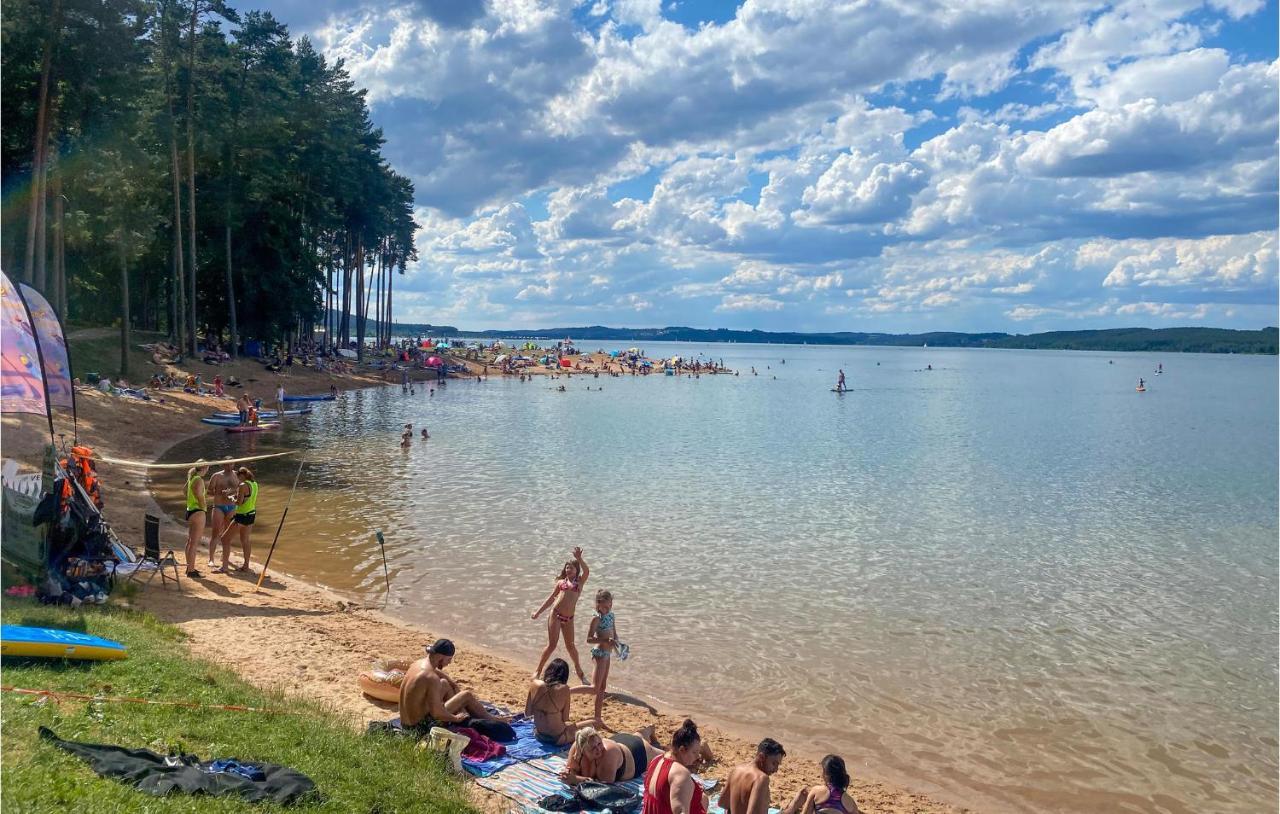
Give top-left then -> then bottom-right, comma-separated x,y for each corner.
494,354 -> 509,364
559,357 -> 572,368
426,356 -> 443,367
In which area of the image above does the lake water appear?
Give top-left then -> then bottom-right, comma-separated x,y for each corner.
155,343 -> 1278,813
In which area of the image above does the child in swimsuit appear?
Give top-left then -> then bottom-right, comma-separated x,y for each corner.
531,547 -> 590,685
583,589 -> 617,725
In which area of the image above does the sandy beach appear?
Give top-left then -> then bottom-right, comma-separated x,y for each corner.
48,347 -> 963,814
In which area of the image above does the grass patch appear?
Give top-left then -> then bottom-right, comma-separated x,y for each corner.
1,601 -> 476,813
66,327 -> 164,381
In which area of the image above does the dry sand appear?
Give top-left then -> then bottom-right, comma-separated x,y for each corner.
47,347 -> 964,814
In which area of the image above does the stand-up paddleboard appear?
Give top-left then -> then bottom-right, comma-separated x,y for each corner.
1,625 -> 127,661
282,394 -> 335,403
830,388 -> 850,393
210,408 -> 312,420
1136,387 -> 1146,392
202,417 -> 241,426
225,423 -> 281,433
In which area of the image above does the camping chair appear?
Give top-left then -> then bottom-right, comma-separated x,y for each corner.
128,514 -> 181,591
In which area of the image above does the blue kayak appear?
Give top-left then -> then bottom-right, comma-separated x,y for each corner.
209,408 -> 312,419
282,394 -> 335,402
1,625 -> 128,661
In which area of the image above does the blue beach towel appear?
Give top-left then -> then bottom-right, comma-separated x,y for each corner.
504,718 -> 568,762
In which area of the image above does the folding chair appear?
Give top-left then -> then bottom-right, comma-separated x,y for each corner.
130,514 -> 181,591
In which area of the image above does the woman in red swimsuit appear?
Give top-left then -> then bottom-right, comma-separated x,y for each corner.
531,547 -> 590,684
643,719 -> 708,814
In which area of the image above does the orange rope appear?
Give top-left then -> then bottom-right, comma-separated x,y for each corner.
1,685 -> 285,714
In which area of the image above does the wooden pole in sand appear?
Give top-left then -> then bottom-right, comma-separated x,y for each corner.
375,530 -> 391,602
255,459 -> 304,589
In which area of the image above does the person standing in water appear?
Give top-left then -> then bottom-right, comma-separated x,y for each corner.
274,383 -> 286,417
231,467 -> 258,572
574,589 -> 620,725
532,547 -> 591,684
183,461 -> 209,577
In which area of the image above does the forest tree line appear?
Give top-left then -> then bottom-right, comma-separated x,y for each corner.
1,0 -> 417,370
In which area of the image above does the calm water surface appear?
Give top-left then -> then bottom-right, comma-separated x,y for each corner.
156,344 -> 1278,813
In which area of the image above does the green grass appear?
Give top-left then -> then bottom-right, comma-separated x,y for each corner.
66,326 -> 163,381
1,601 -> 477,813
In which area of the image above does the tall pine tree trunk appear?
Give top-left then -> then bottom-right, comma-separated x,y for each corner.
385,252 -> 394,346
50,155 -> 64,315
355,236 -> 365,361
119,236 -> 131,379
23,0 -> 60,285
185,0 -> 199,356
164,46 -> 186,345
340,232 -> 351,346
33,155 -> 48,291
224,223 -> 238,357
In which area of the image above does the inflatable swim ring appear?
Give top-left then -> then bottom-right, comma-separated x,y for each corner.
358,659 -> 409,704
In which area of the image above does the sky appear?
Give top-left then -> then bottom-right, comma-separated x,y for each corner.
259,0 -> 1277,333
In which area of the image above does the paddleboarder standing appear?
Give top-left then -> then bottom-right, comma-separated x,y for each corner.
836,369 -> 846,392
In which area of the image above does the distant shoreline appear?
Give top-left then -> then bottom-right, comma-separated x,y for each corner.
376,323 -> 1278,355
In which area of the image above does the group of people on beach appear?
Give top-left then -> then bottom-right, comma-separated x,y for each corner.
391,545 -> 864,814
182,458 -> 258,578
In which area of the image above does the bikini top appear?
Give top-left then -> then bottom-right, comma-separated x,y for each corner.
816,786 -> 850,814
597,611 -> 614,632
558,577 -> 580,593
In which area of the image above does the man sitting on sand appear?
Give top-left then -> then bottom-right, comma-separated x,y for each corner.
399,639 -> 513,740
720,738 -> 786,814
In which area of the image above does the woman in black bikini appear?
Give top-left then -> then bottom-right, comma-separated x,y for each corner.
531,547 -> 590,684
560,725 -> 664,784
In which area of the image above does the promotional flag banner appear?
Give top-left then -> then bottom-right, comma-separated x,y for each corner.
0,271 -> 48,417
18,284 -> 73,410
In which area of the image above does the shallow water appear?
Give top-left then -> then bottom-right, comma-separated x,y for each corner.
155,344 -> 1278,813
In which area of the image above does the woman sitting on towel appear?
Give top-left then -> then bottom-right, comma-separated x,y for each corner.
781,755 -> 863,814
560,725 -> 665,784
525,659 -> 591,746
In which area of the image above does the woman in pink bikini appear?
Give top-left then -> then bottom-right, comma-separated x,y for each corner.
531,546 -> 590,684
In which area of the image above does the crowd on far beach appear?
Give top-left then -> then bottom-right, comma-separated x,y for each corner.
392,546 -> 865,814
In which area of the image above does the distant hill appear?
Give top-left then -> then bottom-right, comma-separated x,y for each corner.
386,324 -> 1276,354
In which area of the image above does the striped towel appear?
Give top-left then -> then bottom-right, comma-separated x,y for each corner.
475,761 -> 572,813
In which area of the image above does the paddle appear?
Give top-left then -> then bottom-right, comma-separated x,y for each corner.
255,459 -> 305,589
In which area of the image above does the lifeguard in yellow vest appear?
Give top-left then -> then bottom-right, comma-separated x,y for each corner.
231,467 -> 259,573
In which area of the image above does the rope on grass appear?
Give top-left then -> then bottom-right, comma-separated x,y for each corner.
1,685 -> 287,714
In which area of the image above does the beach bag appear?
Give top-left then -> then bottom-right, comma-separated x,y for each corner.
537,782 -> 641,813
463,717 -> 516,742
577,781 -> 641,811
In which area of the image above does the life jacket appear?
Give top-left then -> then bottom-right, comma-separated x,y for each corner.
60,446 -> 103,509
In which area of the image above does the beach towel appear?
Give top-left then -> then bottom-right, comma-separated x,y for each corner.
476,761 -> 573,813
463,752 -> 518,778
505,718 -> 569,762
453,726 -> 506,761
40,727 -> 317,805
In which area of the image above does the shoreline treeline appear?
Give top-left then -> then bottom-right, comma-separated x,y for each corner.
2,0 -> 417,365
390,324 -> 1278,355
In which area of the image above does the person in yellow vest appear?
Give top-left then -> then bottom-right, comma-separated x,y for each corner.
231,467 -> 259,573
184,461 -> 209,578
